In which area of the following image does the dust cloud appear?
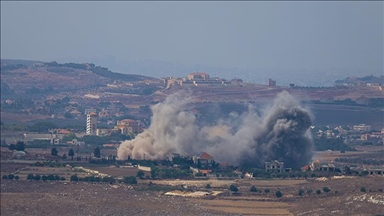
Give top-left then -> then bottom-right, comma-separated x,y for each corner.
117,90 -> 313,168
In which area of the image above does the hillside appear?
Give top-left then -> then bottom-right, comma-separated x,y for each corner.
0,60 -> 160,95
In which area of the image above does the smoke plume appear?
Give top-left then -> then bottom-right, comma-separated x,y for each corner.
117,90 -> 314,168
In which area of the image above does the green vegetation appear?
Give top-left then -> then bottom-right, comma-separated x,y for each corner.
323,187 -> 331,193
275,191 -> 283,198
298,189 -> 305,196
136,170 -> 145,179
314,136 -> 356,151
250,186 -> 257,192
229,185 -> 238,193
51,148 -> 58,156
123,176 -> 137,185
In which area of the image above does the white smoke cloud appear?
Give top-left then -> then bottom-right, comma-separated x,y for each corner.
117,90 -> 314,168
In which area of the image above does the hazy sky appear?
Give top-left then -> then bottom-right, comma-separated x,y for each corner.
1,1 -> 383,73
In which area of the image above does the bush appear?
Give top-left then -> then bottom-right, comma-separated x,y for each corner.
307,189 -> 313,195
229,185 -> 238,193
27,173 -> 34,180
360,187 -> 366,192
136,170 -> 145,179
250,186 -> 257,192
323,187 -> 331,193
2,175 -> 8,179
316,189 -> 321,195
34,174 -> 41,181
275,191 -> 283,198
264,189 -> 270,193
8,174 -> 14,180
70,175 -> 79,182
298,189 -> 305,196
123,176 -> 137,185
205,184 -> 211,189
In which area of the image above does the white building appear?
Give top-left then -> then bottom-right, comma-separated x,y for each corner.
86,112 -> 97,135
353,124 -> 371,132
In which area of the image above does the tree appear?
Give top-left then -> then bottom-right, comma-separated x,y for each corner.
136,170 -> 145,179
27,173 -> 34,180
51,147 -> 58,156
94,147 -> 101,158
275,191 -> 283,198
323,187 -> 331,193
70,175 -> 79,182
15,141 -> 25,151
123,176 -> 137,185
229,185 -> 238,193
298,189 -> 305,196
8,144 -> 16,151
150,166 -> 159,179
250,186 -> 257,192
68,149 -> 75,161
34,174 -> 41,181
8,174 -> 15,180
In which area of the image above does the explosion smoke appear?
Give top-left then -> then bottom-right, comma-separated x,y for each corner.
117,90 -> 314,168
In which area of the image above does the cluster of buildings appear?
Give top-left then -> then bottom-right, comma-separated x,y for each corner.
86,111 -> 142,137
315,124 -> 384,145
163,72 -> 244,88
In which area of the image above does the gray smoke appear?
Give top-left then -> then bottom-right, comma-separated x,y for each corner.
117,90 -> 314,169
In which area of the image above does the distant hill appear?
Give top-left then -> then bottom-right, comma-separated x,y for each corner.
0,59 -> 160,96
1,59 -> 44,67
335,75 -> 384,85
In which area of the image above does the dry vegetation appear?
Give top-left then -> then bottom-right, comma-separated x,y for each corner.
1,147 -> 384,215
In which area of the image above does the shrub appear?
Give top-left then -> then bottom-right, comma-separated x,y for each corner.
136,170 -> 145,178
323,187 -> 331,193
229,185 -> 238,193
34,174 -> 41,181
123,176 -> 137,185
205,184 -> 211,189
316,189 -> 321,195
264,189 -> 270,193
27,173 -> 34,180
360,187 -> 366,192
298,189 -> 305,196
307,189 -> 313,194
275,190 -> 283,198
2,175 -> 8,179
250,186 -> 257,192
70,175 -> 79,182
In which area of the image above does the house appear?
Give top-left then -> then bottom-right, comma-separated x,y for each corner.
193,152 -> 215,168
115,119 -> 142,134
265,160 -> 284,173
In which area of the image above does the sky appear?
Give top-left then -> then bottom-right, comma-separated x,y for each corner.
1,1 -> 383,75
